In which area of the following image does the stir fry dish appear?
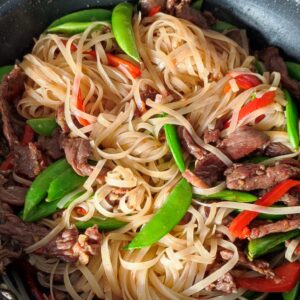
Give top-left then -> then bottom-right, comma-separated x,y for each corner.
0,1 -> 300,299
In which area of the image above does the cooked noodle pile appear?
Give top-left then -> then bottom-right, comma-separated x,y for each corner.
18,12 -> 292,300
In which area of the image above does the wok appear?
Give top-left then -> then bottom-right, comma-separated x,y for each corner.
0,0 -> 299,299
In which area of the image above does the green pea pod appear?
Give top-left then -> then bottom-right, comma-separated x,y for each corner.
47,167 -> 87,202
211,20 -> 236,32
26,117 -> 58,136
284,89 -> 299,149
112,3 -> 140,62
23,190 -> 84,222
257,212 -> 285,221
192,0 -> 204,10
194,189 -> 257,202
126,178 -> 192,250
164,124 -> 186,172
286,61 -> 300,81
76,217 -> 127,231
0,65 -> 13,81
255,59 -> 264,75
47,22 -> 105,35
247,229 -> 300,260
283,281 -> 300,300
23,159 -> 70,219
47,8 -> 112,29
243,155 -> 268,164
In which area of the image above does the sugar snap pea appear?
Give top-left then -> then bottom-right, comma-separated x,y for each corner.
76,217 -> 127,231
283,281 -> 300,300
192,0 -> 204,10
286,61 -> 300,81
47,22 -> 105,35
126,178 -> 192,249
23,159 -> 70,219
26,117 -> 58,136
47,8 -> 111,29
194,189 -> 257,202
112,3 -> 141,62
0,65 -> 13,81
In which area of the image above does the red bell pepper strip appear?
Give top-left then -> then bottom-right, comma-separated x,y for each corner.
75,206 -> 87,216
21,124 -> 35,145
0,153 -> 14,171
224,91 -> 275,128
224,74 -> 261,93
149,5 -> 161,17
62,40 -> 77,52
229,179 -> 300,239
106,53 -> 141,78
236,262 -> 300,293
76,89 -> 90,127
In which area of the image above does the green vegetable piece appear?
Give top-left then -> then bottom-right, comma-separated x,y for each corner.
211,20 -> 236,32
26,117 -> 58,136
194,189 -> 257,202
242,291 -> 262,300
192,0 -> 204,10
47,167 -> 87,202
283,281 -> 300,300
255,59 -> 264,75
76,217 -> 127,231
112,3 -> 140,62
248,229 -> 300,260
48,8 -> 112,29
257,213 -> 285,221
24,190 -> 84,222
243,155 -> 268,164
47,22 -> 105,35
164,124 -> 186,172
126,178 -> 192,249
23,159 -> 70,219
286,61 -> 300,81
0,65 -> 13,81
284,89 -> 299,149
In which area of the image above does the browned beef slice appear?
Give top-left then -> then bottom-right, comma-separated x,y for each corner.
259,47 -> 300,98
14,142 -> 45,179
203,128 -> 221,144
0,185 -> 27,206
206,270 -> 237,293
263,142 -> 292,157
37,129 -> 64,160
219,126 -> 269,160
225,162 -> 300,191
250,216 -> 300,239
62,137 -> 93,176
0,67 -> 25,148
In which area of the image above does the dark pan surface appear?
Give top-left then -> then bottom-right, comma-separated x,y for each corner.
0,0 -> 300,64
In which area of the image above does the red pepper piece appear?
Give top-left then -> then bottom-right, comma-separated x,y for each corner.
229,179 -> 300,239
21,124 -> 35,145
235,74 -> 261,90
106,53 -> 141,78
62,40 -> 77,52
0,153 -> 14,171
236,262 -> 300,292
149,5 -> 161,17
76,89 -> 90,127
75,206 -> 87,216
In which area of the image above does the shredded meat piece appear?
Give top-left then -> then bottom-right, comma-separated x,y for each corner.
139,86 -> 158,114
203,128 -> 221,144
0,185 -> 27,206
220,250 -> 275,278
225,161 -> 300,191
250,216 -> 300,239
278,188 -> 300,206
263,142 -> 292,157
0,67 -> 25,148
14,142 -> 45,179
206,270 -> 237,294
41,225 -> 101,264
259,47 -> 300,98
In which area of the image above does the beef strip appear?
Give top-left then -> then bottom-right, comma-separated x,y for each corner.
203,128 -> 221,144
220,250 -> 275,278
263,142 -> 292,157
37,129 -> 64,160
250,216 -> 300,239
0,185 -> 27,206
279,188 -> 300,206
14,142 -> 45,179
0,67 -> 25,148
225,161 -> 300,191
259,47 -> 300,98
206,270 -> 237,293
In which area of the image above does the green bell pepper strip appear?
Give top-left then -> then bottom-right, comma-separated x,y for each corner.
76,217 -> 127,231
284,89 -> 299,149
47,167 -> 87,202
248,229 -> 300,260
47,8 -> 112,29
194,189 -> 257,202
47,22 -> 105,35
211,20 -> 236,32
126,178 -> 192,249
192,0 -> 204,10
23,190 -> 84,222
255,59 -> 264,75
286,61 -> 300,81
0,65 -> 13,81
283,281 -> 300,300
112,3 -> 141,62
164,124 -> 186,172
23,159 -> 70,219
26,117 -> 58,137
